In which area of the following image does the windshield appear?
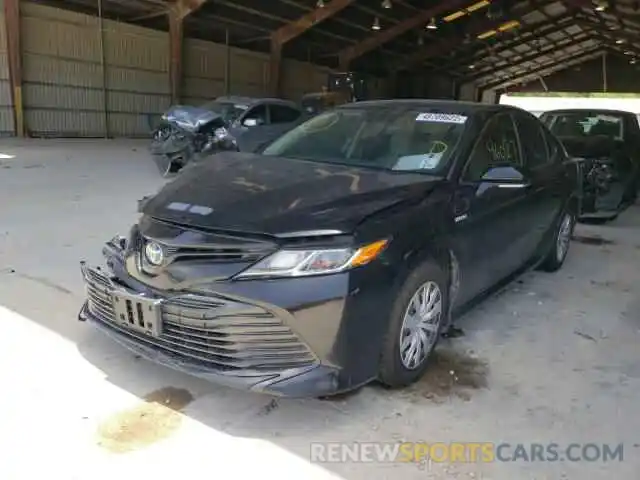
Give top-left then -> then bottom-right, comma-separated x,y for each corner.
261,107 -> 468,173
542,112 -> 624,141
201,101 -> 248,123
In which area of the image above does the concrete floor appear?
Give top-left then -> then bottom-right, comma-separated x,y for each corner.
1,139 -> 639,480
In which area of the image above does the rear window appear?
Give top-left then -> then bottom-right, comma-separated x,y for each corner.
261,107 -> 469,174
542,112 -> 624,141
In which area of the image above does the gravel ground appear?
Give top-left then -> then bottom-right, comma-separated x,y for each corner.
1,139 -> 639,480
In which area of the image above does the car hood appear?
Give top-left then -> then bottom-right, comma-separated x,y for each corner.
142,152 -> 443,235
161,105 -> 224,132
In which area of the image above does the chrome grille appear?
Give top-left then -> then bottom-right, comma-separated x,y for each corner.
85,272 -> 316,373
140,237 -> 270,264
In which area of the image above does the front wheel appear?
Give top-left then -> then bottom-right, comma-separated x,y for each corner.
539,210 -> 575,272
378,260 -> 448,388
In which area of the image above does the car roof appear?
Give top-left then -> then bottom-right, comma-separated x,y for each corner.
215,95 -> 299,108
336,99 -> 526,116
541,108 -> 635,116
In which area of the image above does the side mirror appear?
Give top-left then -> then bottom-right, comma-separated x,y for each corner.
243,118 -> 259,127
481,165 -> 525,183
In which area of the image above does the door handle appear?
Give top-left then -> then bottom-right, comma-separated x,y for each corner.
453,194 -> 471,216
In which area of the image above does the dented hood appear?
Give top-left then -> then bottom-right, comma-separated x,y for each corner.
161,105 -> 225,132
142,152 -> 442,235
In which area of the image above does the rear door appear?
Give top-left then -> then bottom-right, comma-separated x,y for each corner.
451,113 -> 534,306
512,111 -> 566,257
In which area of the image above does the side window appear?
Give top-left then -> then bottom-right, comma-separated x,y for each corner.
270,105 -> 301,123
242,105 -> 267,126
514,113 -> 549,168
463,114 -> 522,182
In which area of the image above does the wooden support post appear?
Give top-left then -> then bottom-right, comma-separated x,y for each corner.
4,0 -> 24,137
224,28 -> 230,95
169,9 -> 184,104
602,51 -> 607,93
269,0 -> 354,97
269,38 -> 282,97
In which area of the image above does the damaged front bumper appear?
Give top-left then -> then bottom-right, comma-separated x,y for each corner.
78,240 -> 341,397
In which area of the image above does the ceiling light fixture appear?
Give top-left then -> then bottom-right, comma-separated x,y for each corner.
468,0 -> 491,12
631,58 -> 637,64
469,64 -> 476,69
594,1 -> 608,11
426,17 -> 438,30
372,17 -> 381,30
316,0 -> 325,7
382,0 -> 392,9
498,20 -> 521,32
477,30 -> 497,39
615,38 -> 625,44
444,0 -> 490,22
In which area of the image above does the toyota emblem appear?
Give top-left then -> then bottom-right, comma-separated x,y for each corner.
144,241 -> 164,266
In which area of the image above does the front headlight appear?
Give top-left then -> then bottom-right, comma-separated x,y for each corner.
235,239 -> 389,279
214,127 -> 229,140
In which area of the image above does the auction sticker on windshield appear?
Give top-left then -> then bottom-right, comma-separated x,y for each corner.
416,113 -> 468,124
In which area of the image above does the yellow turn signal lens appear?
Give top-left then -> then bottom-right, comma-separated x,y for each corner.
350,239 -> 389,267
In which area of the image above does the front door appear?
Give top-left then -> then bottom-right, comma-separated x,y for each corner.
513,111 -> 566,257
451,113 -> 534,307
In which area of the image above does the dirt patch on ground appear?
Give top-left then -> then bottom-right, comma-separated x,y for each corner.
96,387 -> 194,453
406,349 -> 489,402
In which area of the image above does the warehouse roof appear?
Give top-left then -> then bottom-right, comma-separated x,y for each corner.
42,0 -> 640,92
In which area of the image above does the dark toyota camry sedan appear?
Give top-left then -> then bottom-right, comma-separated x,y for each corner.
79,100 -> 579,398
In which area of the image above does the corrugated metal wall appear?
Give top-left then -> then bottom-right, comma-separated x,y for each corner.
11,2 -> 332,137
20,3 -> 170,137
182,38 -> 331,105
104,20 -> 171,136
0,0 -> 14,136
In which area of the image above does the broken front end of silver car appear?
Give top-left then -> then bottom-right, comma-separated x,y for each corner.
149,105 -> 238,177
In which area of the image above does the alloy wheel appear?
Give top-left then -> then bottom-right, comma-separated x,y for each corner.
556,213 -> 573,262
399,281 -> 442,370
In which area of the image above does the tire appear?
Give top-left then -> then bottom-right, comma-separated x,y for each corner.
539,210 -> 575,272
378,260 -> 448,388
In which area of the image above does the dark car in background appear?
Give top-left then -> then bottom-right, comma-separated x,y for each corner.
80,100 -> 579,398
539,108 -> 640,221
150,96 -> 307,176
209,96 -> 306,152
